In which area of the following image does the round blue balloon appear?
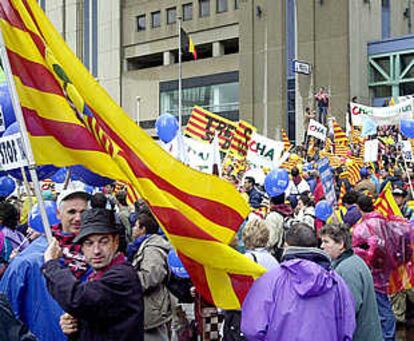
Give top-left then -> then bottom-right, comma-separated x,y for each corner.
167,249 -> 189,279
156,113 -> 179,143
29,200 -> 60,233
7,165 -> 59,182
0,82 -> 16,135
315,200 -> 334,222
264,168 -> 290,197
50,168 -> 68,183
0,176 -> 16,197
70,165 -> 113,187
401,119 -> 414,138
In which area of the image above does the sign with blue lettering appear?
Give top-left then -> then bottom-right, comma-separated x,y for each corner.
318,158 -> 336,205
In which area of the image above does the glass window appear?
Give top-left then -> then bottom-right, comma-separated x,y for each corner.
235,0 -> 240,10
151,11 -> 161,28
167,7 -> 176,24
199,0 -> 210,17
217,0 -> 228,13
160,82 -> 239,117
381,0 -> 390,39
372,86 -> 391,98
136,15 -> 146,31
183,3 -> 193,21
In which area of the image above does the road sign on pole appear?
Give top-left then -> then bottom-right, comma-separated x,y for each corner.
293,60 -> 311,75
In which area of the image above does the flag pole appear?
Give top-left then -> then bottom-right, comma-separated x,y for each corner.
178,15 -> 183,131
0,27 -> 53,243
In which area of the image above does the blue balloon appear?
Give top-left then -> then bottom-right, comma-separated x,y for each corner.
70,165 -> 113,187
264,168 -> 290,197
156,113 -> 179,143
29,200 -> 60,233
167,249 -> 189,279
7,165 -> 59,182
50,168 -> 68,183
0,176 -> 16,197
401,119 -> 414,138
0,82 -> 16,135
315,200 -> 333,222
2,122 -> 60,181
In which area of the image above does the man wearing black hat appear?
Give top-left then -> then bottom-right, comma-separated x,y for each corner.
41,208 -> 144,341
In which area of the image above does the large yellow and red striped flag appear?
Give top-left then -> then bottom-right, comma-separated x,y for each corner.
374,182 -> 403,217
0,0 -> 266,309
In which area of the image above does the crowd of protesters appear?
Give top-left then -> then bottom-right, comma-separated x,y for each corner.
1,103 -> 414,340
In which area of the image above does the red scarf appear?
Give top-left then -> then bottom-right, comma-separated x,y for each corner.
88,252 -> 126,282
52,224 -> 88,279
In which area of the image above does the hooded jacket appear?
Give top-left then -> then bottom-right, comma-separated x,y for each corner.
241,247 -> 356,341
132,234 -> 172,330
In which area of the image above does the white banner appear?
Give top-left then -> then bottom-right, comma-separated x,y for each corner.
350,100 -> 414,126
401,140 -> 413,162
0,133 -> 28,171
0,105 -> 5,133
364,139 -> 379,163
307,119 -> 327,141
247,133 -> 285,169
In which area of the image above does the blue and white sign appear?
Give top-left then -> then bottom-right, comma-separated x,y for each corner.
318,158 -> 336,205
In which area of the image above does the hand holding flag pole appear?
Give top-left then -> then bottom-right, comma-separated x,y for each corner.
0,25 -> 53,243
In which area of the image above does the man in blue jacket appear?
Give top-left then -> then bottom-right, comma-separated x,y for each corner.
0,188 -> 90,341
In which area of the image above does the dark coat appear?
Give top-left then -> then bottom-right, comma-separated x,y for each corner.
248,187 -> 263,209
42,260 -> 144,341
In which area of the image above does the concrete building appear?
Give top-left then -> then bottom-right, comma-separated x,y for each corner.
43,0 -> 414,142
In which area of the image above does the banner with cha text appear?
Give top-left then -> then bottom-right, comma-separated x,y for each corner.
246,132 -> 285,169
307,119 -> 327,141
350,100 -> 414,126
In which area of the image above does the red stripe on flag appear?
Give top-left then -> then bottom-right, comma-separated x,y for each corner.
178,251 -> 215,305
24,108 -> 104,152
151,207 -> 217,241
185,126 -> 206,139
7,49 -> 64,96
0,1 -> 46,57
229,273 -> 255,305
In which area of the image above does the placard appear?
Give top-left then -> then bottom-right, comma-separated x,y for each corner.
0,133 -> 28,171
364,139 -> 379,163
246,133 -> 284,169
307,119 -> 327,141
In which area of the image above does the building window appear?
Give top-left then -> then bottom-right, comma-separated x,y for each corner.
285,0 -> 296,140
199,0 -> 210,17
167,7 -> 176,24
151,11 -> 161,28
83,0 -> 98,77
183,3 -> 193,21
235,0 -> 240,10
381,0 -> 390,39
136,15 -> 146,31
369,51 -> 414,105
160,81 -> 239,118
217,0 -> 228,13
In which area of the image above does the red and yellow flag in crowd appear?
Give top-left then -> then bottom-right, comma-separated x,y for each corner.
185,105 -> 255,158
0,0 -> 266,309
337,182 -> 346,207
281,129 -> 291,151
374,182 -> 403,217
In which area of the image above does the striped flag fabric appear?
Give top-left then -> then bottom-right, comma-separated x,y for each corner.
346,162 -> 361,186
184,106 -> 255,157
374,182 -> 403,217
333,119 -> 348,145
338,182 -> 346,207
0,0 -> 266,309
282,129 -> 291,151
180,28 -> 197,60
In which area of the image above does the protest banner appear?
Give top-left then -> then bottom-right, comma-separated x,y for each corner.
318,158 -> 336,205
0,133 -> 28,171
350,100 -> 413,126
184,106 -> 255,155
247,132 -> 285,169
307,119 -> 327,141
364,139 -> 379,163
401,140 -> 413,162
